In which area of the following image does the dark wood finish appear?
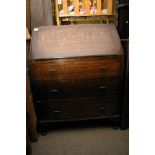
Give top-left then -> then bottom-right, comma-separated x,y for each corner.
26,30 -> 37,155
121,40 -> 129,129
29,24 -> 124,129
26,76 -> 38,142
26,27 -> 30,40
26,118 -> 32,155
29,57 -> 122,81
30,24 -> 123,59
30,0 -> 53,31
31,77 -> 121,101
37,96 -> 121,121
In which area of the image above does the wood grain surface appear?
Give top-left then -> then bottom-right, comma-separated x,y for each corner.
29,57 -> 122,81
29,24 -> 124,126
36,96 -> 121,121
26,27 -> 30,40
26,77 -> 38,142
31,24 -> 123,59
31,77 -> 121,101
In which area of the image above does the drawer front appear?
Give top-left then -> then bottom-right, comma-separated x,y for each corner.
29,57 -> 122,81
36,96 -> 121,121
32,78 -> 122,101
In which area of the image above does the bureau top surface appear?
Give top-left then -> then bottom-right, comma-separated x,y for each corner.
31,24 -> 123,60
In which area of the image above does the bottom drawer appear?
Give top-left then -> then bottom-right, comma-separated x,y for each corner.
36,96 -> 121,121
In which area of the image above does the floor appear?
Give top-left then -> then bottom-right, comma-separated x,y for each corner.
31,121 -> 129,155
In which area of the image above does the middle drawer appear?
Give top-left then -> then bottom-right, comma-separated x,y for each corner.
32,78 -> 121,101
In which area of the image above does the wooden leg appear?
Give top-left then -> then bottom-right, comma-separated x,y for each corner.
27,78 -> 38,142
26,132 -> 32,155
110,117 -> 121,130
26,96 -> 38,142
26,119 -> 32,155
28,114 -> 38,141
40,123 -> 48,136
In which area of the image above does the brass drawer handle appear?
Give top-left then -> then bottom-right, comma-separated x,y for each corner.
79,76 -> 89,79
100,66 -> 108,69
48,69 -> 56,76
49,89 -> 59,93
99,106 -> 105,111
53,110 -> 61,113
48,69 -> 56,73
99,86 -> 107,89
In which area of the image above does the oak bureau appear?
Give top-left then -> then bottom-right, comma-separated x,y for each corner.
29,24 -> 124,134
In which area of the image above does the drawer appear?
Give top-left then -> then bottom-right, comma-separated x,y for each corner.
29,57 -> 122,81
32,78 -> 122,101
36,96 -> 121,121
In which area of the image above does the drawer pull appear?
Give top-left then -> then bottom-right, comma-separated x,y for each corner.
49,89 -> 59,93
100,66 -> 107,70
48,69 -> 56,72
48,69 -> 56,76
53,110 -> 61,113
79,76 -> 89,79
99,86 -> 107,89
99,107 -> 105,111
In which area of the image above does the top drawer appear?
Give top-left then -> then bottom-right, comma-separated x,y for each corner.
29,57 -> 122,81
